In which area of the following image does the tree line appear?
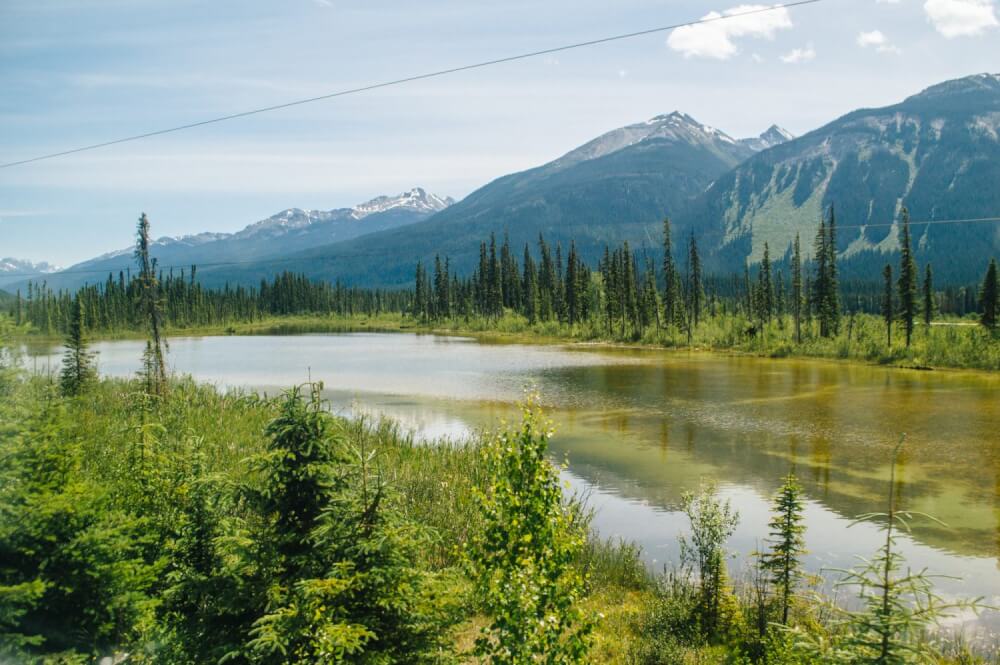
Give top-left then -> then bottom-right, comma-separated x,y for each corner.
8,208 -> 1000,344
411,206 -> 1000,340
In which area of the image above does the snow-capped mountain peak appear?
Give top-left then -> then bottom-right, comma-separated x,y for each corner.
551,111 -> 745,171
351,187 -> 455,219
236,188 -> 454,240
739,125 -> 795,151
60,188 -> 455,275
0,257 -> 60,275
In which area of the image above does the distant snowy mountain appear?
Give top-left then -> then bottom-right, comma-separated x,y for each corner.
232,188 -> 454,243
0,258 -> 60,288
35,188 -> 453,290
204,110 -> 758,287
739,125 -> 795,152
548,111 -> 754,171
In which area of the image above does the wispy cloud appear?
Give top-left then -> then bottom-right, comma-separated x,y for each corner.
68,72 -> 327,96
667,4 -> 793,60
0,210 -> 51,219
924,0 -> 999,37
780,44 -> 815,63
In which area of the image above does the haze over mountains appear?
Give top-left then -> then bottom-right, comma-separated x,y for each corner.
0,258 -> 60,289
23,72 -> 1000,292
25,188 -> 453,290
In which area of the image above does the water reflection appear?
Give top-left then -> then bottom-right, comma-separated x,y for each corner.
27,332 -> 1000,624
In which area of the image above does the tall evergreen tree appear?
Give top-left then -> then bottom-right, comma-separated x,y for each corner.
757,243 -> 774,324
522,245 -> 540,325
413,261 -> 428,320
662,217 -> 678,328
565,242 -> 580,325
812,208 -> 841,338
897,207 -> 918,347
688,233 -> 703,330
761,474 -> 807,626
538,235 -> 556,321
135,213 -> 168,396
922,264 -> 934,328
488,234 -> 503,319
826,204 -> 840,334
882,264 -> 894,348
981,258 -> 999,330
59,296 -> 96,397
554,244 -> 567,323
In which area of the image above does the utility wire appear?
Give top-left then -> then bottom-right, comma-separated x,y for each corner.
4,214 -> 1000,281
0,0 -> 822,170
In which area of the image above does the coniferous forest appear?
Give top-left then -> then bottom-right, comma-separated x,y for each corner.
9,206 -> 1000,370
1,213 -> 999,663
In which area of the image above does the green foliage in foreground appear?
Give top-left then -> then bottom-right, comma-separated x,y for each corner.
466,397 -> 593,663
0,347 -> 995,663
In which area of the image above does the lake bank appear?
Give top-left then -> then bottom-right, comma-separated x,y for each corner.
24,330 -> 1000,623
15,309 -> 1000,373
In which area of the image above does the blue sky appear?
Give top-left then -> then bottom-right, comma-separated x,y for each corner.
2,0 -> 998,266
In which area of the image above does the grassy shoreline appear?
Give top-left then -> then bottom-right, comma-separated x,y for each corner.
16,310 -> 1000,373
1,372 -> 995,663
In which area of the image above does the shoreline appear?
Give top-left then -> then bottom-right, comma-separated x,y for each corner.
14,312 -> 1000,375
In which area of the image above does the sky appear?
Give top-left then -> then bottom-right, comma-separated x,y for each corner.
1,0 -> 998,267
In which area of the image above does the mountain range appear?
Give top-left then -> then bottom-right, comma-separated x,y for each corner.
0,258 -> 60,289
24,188 -> 452,291
186,113 -> 792,288
22,72 -> 1000,291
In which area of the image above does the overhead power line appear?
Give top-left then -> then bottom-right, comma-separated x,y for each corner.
3,215 -> 1000,281
0,0 -> 822,170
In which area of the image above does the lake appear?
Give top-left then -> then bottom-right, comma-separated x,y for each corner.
29,331 -> 1000,628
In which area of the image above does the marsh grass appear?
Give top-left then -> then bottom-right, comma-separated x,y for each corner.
3,368 -> 999,663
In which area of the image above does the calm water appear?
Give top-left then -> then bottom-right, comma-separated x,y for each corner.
29,332 -> 1000,628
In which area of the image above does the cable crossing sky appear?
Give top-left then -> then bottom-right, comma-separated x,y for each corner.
0,0 -> 823,170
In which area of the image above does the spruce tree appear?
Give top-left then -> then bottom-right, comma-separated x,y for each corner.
565,242 -> 579,325
413,261 -> 427,320
522,245 -> 540,324
688,233 -> 703,330
981,258 -> 999,330
762,474 -> 807,625
662,217 -> 678,328
812,217 -> 829,337
922,264 -> 934,328
897,208 -> 918,347
882,264 -> 894,349
488,234 -> 503,319
241,386 -> 448,662
60,296 -> 96,397
826,204 -> 840,335
757,242 -> 774,324
135,213 -> 168,396
538,235 -> 556,321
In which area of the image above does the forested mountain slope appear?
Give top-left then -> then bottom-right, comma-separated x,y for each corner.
197,112 -> 781,287
24,188 -> 453,292
689,73 -> 1000,283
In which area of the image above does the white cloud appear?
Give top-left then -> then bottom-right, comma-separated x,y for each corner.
857,29 -> 887,46
751,52 -> 764,62
780,44 -> 815,63
924,0 -> 999,37
856,29 -> 903,52
667,4 -> 793,60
